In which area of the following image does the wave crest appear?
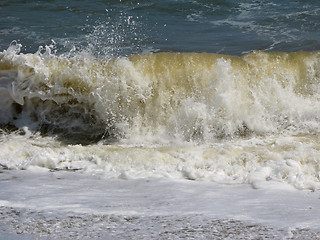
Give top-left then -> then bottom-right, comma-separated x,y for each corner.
1,47 -> 320,143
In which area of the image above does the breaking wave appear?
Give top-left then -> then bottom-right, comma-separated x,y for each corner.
2,44 -> 320,189
1,44 -> 319,144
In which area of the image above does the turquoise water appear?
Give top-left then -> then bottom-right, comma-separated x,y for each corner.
1,0 -> 319,55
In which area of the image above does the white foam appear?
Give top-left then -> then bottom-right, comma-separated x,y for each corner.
1,170 -> 320,230
1,131 -> 320,190
1,48 -> 320,189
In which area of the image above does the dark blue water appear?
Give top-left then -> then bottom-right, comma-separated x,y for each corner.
1,0 -> 319,56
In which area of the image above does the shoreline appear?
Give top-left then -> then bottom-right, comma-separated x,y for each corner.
1,207 -> 320,239
1,170 -> 320,239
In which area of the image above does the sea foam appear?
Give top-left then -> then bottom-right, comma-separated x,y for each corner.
1,45 -> 320,189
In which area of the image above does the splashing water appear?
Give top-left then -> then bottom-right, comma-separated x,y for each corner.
1,43 -> 320,189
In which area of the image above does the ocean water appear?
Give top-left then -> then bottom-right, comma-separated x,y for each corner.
1,0 -> 320,238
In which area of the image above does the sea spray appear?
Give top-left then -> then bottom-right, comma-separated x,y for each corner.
1,46 -> 320,189
1,46 -> 320,142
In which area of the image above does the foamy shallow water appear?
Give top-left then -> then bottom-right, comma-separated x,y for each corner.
1,170 -> 320,239
1,131 -> 320,190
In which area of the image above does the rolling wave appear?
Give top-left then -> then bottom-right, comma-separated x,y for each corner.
1,44 -> 320,143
